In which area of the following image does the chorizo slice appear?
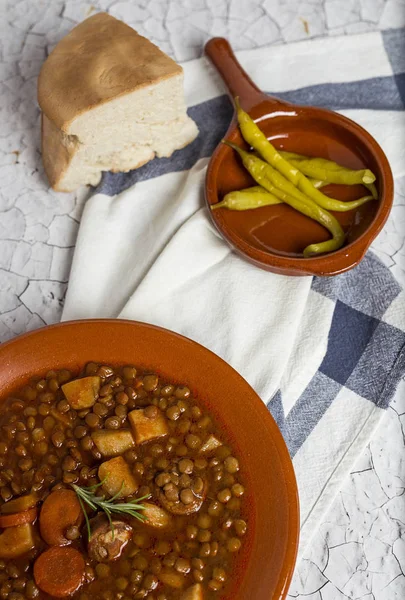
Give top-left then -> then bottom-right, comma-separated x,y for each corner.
157,478 -> 207,516
87,515 -> 132,562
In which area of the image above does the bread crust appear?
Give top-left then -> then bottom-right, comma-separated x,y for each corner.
41,113 -> 79,191
38,12 -> 182,131
41,114 -> 198,192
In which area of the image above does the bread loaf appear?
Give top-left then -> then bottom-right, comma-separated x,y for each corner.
38,13 -> 198,192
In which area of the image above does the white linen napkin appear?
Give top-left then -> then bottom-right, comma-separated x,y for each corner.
62,31 -> 405,557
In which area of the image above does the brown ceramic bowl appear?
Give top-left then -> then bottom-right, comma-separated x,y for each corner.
205,38 -> 394,276
0,320 -> 299,600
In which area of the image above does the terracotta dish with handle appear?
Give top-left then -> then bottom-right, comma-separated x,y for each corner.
205,37 -> 394,276
0,320 -> 299,600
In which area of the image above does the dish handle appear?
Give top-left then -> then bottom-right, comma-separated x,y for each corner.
204,37 -> 287,112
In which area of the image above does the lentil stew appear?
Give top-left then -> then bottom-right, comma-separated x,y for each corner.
0,363 -> 248,600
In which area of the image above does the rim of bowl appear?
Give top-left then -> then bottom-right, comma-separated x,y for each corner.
0,319 -> 300,599
206,107 -> 394,276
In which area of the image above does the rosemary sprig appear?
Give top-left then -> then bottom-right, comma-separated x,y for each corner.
71,480 -> 150,540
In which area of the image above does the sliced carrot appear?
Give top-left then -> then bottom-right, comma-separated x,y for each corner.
34,546 -> 85,597
39,489 -> 83,546
0,507 -> 37,528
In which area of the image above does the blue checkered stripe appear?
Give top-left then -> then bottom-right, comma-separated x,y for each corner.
96,28 -> 405,460
383,28 -> 405,105
268,253 -> 405,457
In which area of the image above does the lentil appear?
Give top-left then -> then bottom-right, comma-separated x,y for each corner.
234,519 -> 247,536
65,525 -> 80,541
166,406 -> 180,421
208,500 -> 223,517
174,558 -> 190,574
104,416 -> 120,429
132,555 -> 148,572
199,543 -> 211,558
227,537 -> 242,552
193,569 -> 204,583
115,578 -> 128,591
25,582 -> 39,599
197,513 -> 212,529
208,579 -> 222,591
197,530 -> 211,543
57,399 -> 70,414
115,405 -> 128,420
85,413 -> 100,429
143,375 -> 158,392
74,425 -> 88,439
51,431 -> 65,448
122,367 -> 137,380
180,489 -> 194,504
155,540 -> 171,556
224,456 -> 239,473
217,488 -> 232,503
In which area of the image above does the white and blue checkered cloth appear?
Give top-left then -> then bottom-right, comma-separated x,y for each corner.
62,30 -> 405,557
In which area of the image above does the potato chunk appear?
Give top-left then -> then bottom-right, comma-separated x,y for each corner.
0,493 -> 38,514
62,376 -> 100,409
0,524 -> 34,558
91,430 -> 135,457
181,584 -> 203,600
199,435 -> 222,454
98,456 -> 138,498
128,407 -> 169,444
142,503 -> 172,529
159,569 -> 185,589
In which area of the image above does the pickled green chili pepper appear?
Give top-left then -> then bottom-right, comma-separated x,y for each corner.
279,151 -> 376,187
224,141 -> 345,257
225,139 -> 358,229
288,157 -> 375,186
280,151 -> 378,199
212,186 -> 282,211
234,98 -> 375,212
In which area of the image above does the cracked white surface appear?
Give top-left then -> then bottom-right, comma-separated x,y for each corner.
0,1 -> 404,598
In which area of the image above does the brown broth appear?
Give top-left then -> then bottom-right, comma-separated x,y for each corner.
0,364 -> 248,600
